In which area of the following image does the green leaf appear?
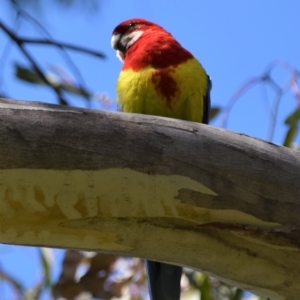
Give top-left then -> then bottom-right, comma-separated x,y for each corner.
38,248 -> 53,288
285,107 -> 300,125
14,64 -> 45,85
209,106 -> 221,121
15,64 -> 91,98
283,122 -> 298,148
200,275 -> 211,300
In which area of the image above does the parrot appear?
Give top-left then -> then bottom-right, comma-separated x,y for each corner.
111,18 -> 211,300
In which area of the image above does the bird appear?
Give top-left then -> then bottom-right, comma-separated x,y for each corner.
111,18 -> 211,300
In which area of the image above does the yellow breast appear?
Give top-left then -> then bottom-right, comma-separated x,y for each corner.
116,58 -> 207,123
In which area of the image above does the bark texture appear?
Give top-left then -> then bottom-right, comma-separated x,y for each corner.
0,98 -> 299,299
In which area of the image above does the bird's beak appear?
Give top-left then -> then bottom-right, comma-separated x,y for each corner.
111,33 -> 125,62
111,33 -> 121,50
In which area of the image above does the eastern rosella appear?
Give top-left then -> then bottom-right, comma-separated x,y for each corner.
111,18 -> 211,300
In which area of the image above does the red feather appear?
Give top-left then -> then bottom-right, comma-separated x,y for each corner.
113,18 -> 193,71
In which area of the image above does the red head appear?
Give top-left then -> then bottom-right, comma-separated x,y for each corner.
111,18 -> 193,70
111,18 -> 169,61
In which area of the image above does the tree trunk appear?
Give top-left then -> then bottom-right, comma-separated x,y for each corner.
0,97 -> 299,300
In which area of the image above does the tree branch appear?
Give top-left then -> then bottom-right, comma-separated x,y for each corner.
0,21 -> 105,59
0,21 -> 67,104
10,0 -> 96,103
0,98 -> 299,300
0,20 -> 105,105
19,37 -> 106,58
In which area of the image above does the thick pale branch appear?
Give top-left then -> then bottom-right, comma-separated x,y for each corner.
0,98 -> 299,300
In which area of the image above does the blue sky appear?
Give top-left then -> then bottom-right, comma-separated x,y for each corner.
0,1 -> 299,299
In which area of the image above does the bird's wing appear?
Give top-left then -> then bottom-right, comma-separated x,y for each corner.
202,74 -> 212,124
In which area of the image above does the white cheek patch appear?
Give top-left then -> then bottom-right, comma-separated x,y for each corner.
120,30 -> 144,49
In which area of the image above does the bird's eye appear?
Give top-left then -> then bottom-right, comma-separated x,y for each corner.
128,22 -> 137,28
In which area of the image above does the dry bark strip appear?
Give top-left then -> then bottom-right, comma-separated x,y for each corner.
0,97 -> 299,300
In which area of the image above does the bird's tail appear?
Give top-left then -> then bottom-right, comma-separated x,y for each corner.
147,260 -> 182,300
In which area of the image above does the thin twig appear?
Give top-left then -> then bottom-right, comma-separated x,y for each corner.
0,11 -> 22,96
267,90 -> 283,142
20,38 -> 106,58
0,6 -> 106,105
264,61 -> 299,142
10,1 -> 105,58
219,77 -> 262,128
11,1 -> 93,103
220,60 -> 300,144
0,21 -> 66,105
